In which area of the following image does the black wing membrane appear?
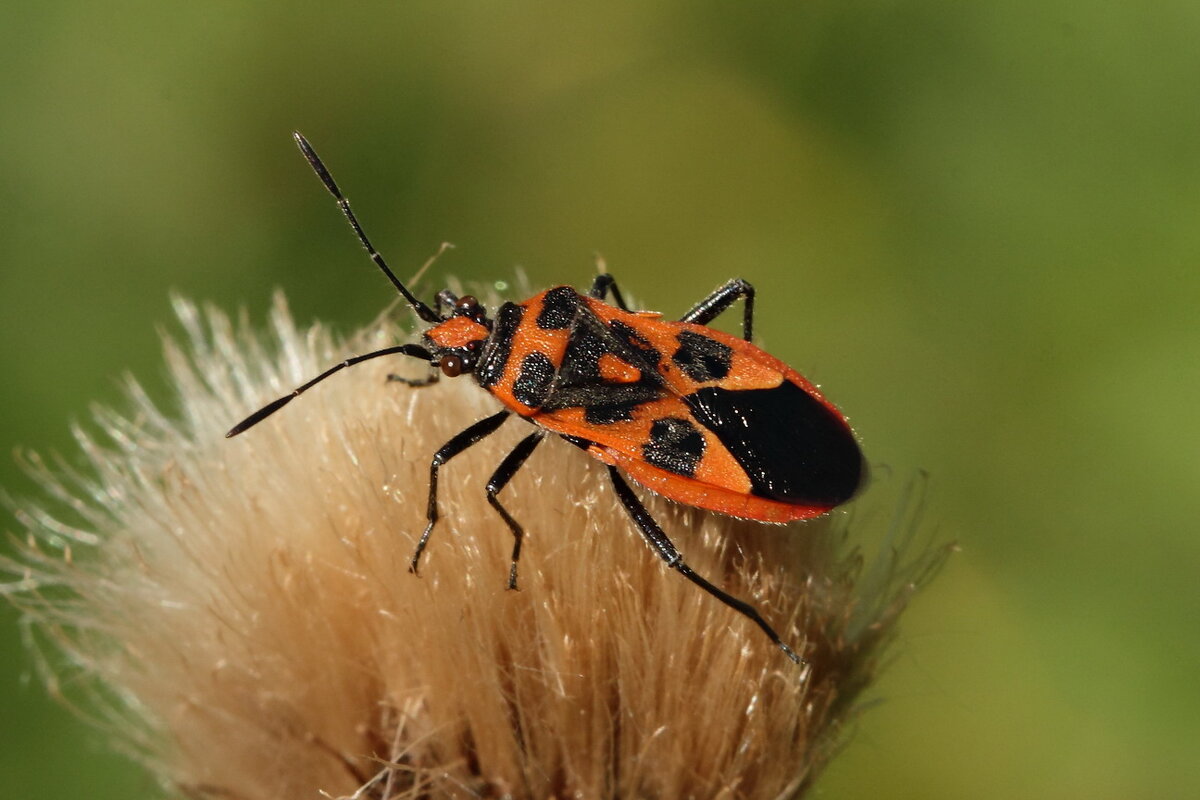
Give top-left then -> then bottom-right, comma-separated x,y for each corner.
683,381 -> 863,506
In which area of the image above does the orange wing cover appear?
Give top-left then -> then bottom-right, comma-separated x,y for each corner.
484,288 -> 863,523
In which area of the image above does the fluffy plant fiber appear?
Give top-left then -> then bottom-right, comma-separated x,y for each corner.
4,293 -> 946,799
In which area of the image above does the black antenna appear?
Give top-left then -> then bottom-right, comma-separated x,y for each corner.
293,132 -> 442,324
225,343 -> 433,437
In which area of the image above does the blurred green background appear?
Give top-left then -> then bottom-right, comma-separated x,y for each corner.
3,2 -> 1198,797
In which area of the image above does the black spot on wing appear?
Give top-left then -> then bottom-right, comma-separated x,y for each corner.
584,401 -> 639,425
476,303 -> 524,388
545,381 -> 661,415
684,382 -> 862,505
643,417 -> 706,477
672,330 -> 733,382
513,352 -> 556,408
536,286 -> 578,330
610,320 -> 662,367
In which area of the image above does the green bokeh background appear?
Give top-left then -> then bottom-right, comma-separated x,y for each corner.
3,2 -> 1197,797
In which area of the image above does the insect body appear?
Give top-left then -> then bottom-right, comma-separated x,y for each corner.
228,133 -> 864,664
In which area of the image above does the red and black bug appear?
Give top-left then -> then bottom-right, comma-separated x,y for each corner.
227,133 -> 865,664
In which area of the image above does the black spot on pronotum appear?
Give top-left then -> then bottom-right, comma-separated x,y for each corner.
475,303 -> 525,388
536,286 -> 578,330
513,352 -> 556,408
643,417 -> 706,477
672,330 -> 733,382
685,382 -> 863,505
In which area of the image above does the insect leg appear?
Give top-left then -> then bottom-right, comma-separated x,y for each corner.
434,288 -> 459,316
226,343 -> 434,437
387,369 -> 440,387
485,431 -> 545,589
587,273 -> 631,311
606,465 -> 801,664
410,409 -> 511,576
678,279 -> 756,342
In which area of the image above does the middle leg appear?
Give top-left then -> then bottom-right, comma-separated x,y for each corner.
679,279 -> 756,341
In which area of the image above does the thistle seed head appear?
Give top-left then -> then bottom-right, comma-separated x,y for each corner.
3,293 -> 949,799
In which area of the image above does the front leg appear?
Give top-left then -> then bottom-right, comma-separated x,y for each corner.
409,410 -> 510,575
679,279 -> 755,341
387,369 -> 440,388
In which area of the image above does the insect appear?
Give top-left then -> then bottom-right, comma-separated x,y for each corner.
227,133 -> 864,664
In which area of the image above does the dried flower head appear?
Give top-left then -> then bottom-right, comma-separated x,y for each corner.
3,292 -> 948,799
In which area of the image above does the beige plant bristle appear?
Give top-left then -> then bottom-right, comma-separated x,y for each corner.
3,293 -> 948,799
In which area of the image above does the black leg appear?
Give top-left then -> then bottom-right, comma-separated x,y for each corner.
606,465 -> 801,664
678,279 -> 756,342
410,410 -> 510,575
485,431 -> 545,589
588,273 -> 631,311
387,369 -> 440,387
434,288 -> 459,316
226,343 -> 433,437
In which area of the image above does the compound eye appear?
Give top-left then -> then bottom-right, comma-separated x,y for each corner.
440,354 -> 464,377
456,295 -> 479,313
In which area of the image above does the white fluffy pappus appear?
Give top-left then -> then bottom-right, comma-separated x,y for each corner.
3,293 -> 949,799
